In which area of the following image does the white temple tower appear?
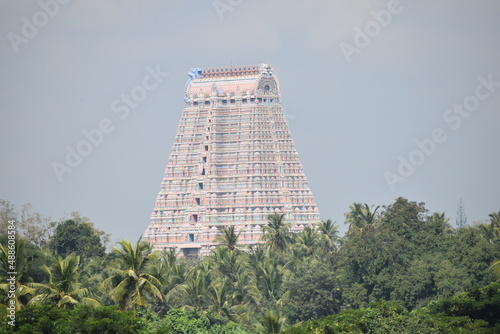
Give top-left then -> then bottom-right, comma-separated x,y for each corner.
143,64 -> 320,256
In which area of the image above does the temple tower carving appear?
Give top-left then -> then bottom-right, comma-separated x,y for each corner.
143,64 -> 320,256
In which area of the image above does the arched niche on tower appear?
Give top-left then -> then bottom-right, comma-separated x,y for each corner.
256,74 -> 279,96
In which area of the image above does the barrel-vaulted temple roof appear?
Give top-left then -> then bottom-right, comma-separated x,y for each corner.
184,63 -> 279,100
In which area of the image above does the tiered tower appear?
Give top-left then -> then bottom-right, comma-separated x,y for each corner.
143,64 -> 320,256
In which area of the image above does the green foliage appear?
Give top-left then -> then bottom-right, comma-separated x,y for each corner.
0,239 -> 34,310
317,219 -> 340,254
345,203 -> 380,235
339,198 -> 500,310
149,308 -> 209,333
167,262 -> 212,312
149,308 -> 247,334
283,300 -> 489,334
491,260 -> 500,280
283,261 -> 341,323
49,219 -> 106,258
25,247 -> 52,285
261,213 -> 292,254
29,253 -> 100,308
427,281 -> 500,328
215,226 -> 242,251
100,239 -> 163,312
0,305 -> 146,333
258,310 -> 286,333
1,199 -> 499,333
0,200 -> 51,248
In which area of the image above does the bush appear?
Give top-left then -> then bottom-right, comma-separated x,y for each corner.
0,305 -> 146,333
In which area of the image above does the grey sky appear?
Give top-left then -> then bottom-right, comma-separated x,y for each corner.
1,0 -> 499,244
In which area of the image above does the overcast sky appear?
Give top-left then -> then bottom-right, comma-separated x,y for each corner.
1,0 -> 499,244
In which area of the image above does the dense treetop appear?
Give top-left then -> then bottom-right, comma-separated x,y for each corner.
1,197 -> 499,333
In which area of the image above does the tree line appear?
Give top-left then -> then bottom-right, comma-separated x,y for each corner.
0,197 -> 499,333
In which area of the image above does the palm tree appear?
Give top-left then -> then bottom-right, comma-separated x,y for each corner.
167,263 -> 211,312
490,212 -> 500,225
259,310 -> 286,333
210,247 -> 263,321
211,246 -> 246,282
228,269 -> 262,326
317,219 -> 340,253
157,248 -> 186,290
248,247 -> 281,302
248,244 -> 266,274
362,204 -> 380,226
344,203 -> 364,230
0,239 -> 34,310
232,269 -> 261,307
479,211 -> 500,244
30,253 -> 99,308
207,277 -> 234,318
79,256 -> 109,290
489,211 -> 500,241
258,254 -> 287,303
428,212 -> 452,235
215,225 -> 241,251
490,259 -> 500,281
293,226 -> 320,258
261,213 -> 292,254
148,248 -> 186,315
345,203 -> 380,235
100,239 -> 163,312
